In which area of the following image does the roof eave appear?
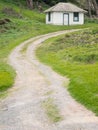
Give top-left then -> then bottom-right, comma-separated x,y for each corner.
44,10 -> 87,13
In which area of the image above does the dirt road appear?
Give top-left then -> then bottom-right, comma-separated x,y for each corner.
0,30 -> 98,130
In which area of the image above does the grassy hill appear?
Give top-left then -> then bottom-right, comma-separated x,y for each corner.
0,0 -> 98,97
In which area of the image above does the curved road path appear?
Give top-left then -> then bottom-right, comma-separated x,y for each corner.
0,30 -> 98,130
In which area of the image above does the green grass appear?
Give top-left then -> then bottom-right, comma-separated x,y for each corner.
0,63 -> 15,92
0,0 -> 98,97
36,27 -> 98,115
43,98 -> 62,122
0,1 -> 66,95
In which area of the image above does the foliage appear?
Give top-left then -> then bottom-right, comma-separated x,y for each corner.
36,27 -> 98,115
1,0 -> 98,17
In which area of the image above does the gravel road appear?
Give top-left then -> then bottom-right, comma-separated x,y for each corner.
0,30 -> 98,130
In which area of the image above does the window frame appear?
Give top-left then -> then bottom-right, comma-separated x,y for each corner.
73,12 -> 79,22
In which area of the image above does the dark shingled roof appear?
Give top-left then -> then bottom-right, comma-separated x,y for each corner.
45,3 -> 87,13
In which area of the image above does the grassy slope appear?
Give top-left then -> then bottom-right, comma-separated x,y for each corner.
0,1 -> 73,95
0,1 -> 67,94
36,27 -> 98,115
0,1 -> 98,96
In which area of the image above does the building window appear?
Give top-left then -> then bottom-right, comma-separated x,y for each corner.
48,12 -> 51,22
73,12 -> 79,21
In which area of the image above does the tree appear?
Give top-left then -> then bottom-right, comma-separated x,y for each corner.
92,0 -> 98,17
26,0 -> 33,9
87,0 -> 92,18
25,0 -> 98,17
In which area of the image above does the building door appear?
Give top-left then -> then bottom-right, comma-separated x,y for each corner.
63,14 -> 69,25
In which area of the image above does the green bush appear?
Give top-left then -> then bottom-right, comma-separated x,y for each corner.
73,53 -> 98,64
85,18 -> 98,24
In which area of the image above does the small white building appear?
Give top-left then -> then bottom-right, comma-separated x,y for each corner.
44,2 -> 87,25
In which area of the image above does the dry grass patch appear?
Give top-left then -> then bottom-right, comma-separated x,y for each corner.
42,98 -> 62,123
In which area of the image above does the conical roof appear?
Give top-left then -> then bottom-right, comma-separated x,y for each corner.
45,3 -> 87,13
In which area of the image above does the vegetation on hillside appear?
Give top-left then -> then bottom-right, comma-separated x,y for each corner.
1,0 -> 94,96
0,0 -> 98,101
0,1 -> 62,96
36,28 -> 98,115
29,0 -> 98,18
1,0 -> 98,17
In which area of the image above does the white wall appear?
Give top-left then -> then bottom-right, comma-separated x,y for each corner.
46,12 -> 84,25
46,12 -> 63,25
52,12 -> 63,25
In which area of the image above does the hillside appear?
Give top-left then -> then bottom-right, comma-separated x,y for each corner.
0,0 -> 98,97
0,0 -> 87,96
0,1 -> 63,95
